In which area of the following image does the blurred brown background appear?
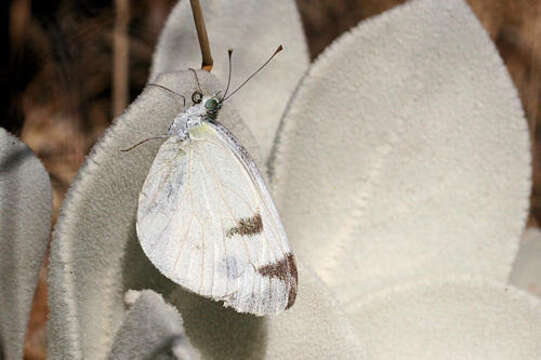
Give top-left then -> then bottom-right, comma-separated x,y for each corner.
1,0 -> 539,358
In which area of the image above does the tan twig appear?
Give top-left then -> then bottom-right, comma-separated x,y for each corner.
9,0 -> 30,60
190,0 -> 213,72
113,0 -> 130,117
527,0 -> 541,145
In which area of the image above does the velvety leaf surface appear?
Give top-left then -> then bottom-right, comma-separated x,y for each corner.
0,128 -> 52,360
271,0 -> 531,305
510,228 -> 541,298
350,277 -> 541,359
108,290 -> 199,360
166,261 -> 363,359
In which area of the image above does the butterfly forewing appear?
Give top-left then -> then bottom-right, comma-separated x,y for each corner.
137,122 -> 297,315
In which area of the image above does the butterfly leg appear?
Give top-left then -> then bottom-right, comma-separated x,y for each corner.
188,68 -> 203,93
120,135 -> 169,152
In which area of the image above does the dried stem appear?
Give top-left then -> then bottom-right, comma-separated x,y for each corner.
113,0 -> 130,117
9,0 -> 31,59
190,0 -> 213,72
528,0 -> 540,145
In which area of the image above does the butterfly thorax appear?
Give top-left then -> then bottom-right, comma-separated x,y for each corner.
168,95 -> 222,139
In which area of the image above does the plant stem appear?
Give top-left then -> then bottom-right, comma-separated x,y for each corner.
527,0 -> 540,145
190,0 -> 213,72
113,0 -> 130,116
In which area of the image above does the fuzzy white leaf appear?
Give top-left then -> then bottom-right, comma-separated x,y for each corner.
510,228 -> 541,298
349,277 -> 541,359
151,0 -> 309,162
167,261 -> 363,359
0,128 -> 52,360
271,0 -> 530,305
108,290 -> 199,360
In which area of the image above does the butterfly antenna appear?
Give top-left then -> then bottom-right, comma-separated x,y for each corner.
223,45 -> 283,102
221,49 -> 234,101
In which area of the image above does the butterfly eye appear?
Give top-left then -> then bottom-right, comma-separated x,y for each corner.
192,91 -> 203,104
205,98 -> 219,111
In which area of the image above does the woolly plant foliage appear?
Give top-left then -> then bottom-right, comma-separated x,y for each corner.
48,71 -> 361,360
166,261 -> 363,359
108,289 -> 200,360
0,128 -> 52,359
349,276 -> 541,359
151,0 -> 309,161
271,0 -> 531,305
510,227 -> 541,298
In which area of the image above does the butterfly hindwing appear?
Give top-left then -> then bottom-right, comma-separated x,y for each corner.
137,122 -> 297,315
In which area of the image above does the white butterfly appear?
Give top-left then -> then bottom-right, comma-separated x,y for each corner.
131,48 -> 297,316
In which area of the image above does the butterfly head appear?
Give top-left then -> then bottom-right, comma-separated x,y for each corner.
203,96 -> 222,114
184,45 -> 283,124
191,90 -> 223,122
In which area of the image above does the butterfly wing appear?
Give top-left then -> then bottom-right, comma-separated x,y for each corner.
137,122 -> 297,315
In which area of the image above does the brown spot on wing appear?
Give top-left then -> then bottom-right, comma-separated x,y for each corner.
226,213 -> 263,238
257,253 -> 298,309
